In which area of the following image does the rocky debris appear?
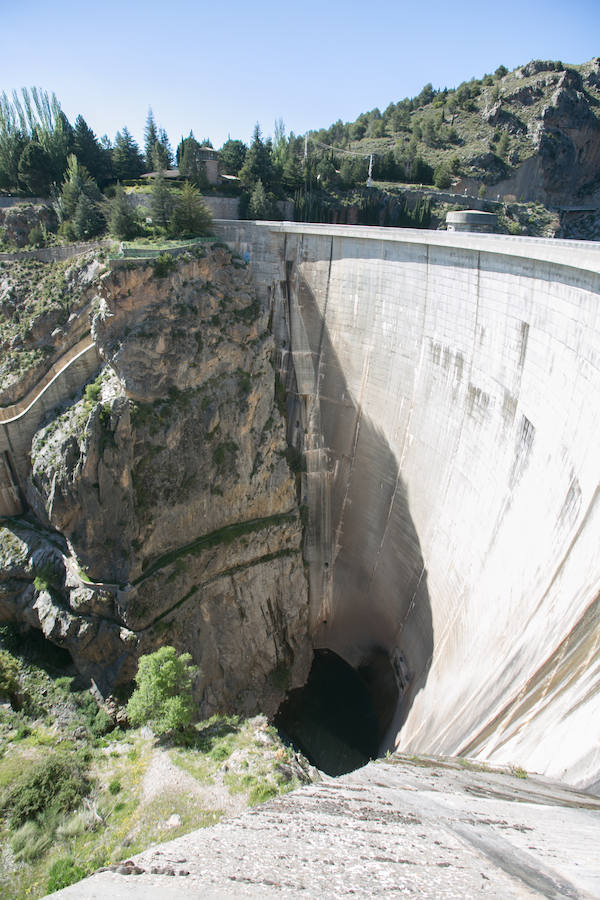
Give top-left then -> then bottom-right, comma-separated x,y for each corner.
0,520 -> 139,691
482,101 -> 526,134
558,209 -> 600,240
586,58 -> 600,88
502,83 -> 544,106
467,152 -> 509,184
536,70 -> 600,199
0,202 -> 57,248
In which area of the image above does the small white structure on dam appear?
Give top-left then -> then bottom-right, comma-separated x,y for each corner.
217,220 -> 600,793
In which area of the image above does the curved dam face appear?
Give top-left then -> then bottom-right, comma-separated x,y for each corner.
220,222 -> 600,791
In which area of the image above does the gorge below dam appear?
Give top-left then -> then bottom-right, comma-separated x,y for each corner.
1,222 -> 600,794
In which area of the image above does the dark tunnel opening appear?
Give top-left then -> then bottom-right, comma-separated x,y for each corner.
273,648 -> 399,777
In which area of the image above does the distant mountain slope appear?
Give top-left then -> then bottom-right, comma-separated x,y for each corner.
309,58 -> 600,207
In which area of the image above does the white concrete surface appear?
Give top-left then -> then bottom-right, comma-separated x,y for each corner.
216,222 -> 600,792
46,755 -> 600,900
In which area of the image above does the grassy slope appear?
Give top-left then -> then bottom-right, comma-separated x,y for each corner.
0,629 -> 315,900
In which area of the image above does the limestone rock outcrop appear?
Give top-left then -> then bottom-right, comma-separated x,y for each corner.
0,247 -> 310,715
0,251 -> 102,404
536,68 -> 600,199
0,202 -> 57,249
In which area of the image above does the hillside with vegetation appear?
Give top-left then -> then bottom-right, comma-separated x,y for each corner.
2,59 -> 600,242
0,629 -> 317,899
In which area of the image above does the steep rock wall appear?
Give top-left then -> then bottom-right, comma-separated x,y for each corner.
0,246 -> 310,715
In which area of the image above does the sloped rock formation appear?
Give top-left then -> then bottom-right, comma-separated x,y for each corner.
0,247 -> 310,714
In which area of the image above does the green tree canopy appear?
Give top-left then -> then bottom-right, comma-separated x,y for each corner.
170,180 -> 213,236
239,124 -> 274,190
144,108 -> 159,170
112,127 -> 145,181
58,153 -> 102,222
178,133 -> 209,189
4,89 -> 73,185
127,646 -> 197,735
18,141 -> 54,194
108,183 -> 138,239
72,192 -> 105,239
150,171 -> 174,231
219,138 -> 247,175
72,115 -> 112,187
151,128 -> 173,171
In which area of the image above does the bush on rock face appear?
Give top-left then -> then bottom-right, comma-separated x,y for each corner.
126,645 -> 197,735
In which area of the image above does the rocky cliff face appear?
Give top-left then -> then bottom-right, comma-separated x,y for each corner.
0,246 -> 310,716
484,60 -> 600,204
0,251 -> 102,405
0,202 -> 57,249
536,67 -> 600,200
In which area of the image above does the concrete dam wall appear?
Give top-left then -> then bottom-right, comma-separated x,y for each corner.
216,221 -> 600,791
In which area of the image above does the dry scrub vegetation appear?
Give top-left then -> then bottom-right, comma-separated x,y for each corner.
0,626 -> 316,899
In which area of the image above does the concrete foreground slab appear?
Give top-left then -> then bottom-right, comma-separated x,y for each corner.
47,755 -> 600,900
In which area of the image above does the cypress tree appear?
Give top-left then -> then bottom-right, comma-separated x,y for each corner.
144,109 -> 159,171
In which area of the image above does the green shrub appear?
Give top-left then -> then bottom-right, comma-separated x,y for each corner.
249,782 -> 277,805
1,754 -> 90,828
84,381 -> 102,405
108,778 -> 121,795
0,649 -> 20,704
153,252 -> 176,278
10,820 -> 52,862
33,562 -> 59,594
91,708 -> 114,737
47,857 -> 86,893
28,225 -> 44,247
127,646 -> 198,735
433,163 -> 452,189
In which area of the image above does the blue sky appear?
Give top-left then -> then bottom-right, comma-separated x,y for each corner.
2,0 -> 599,150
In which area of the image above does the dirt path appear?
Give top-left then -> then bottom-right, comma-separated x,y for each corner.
141,746 -> 246,819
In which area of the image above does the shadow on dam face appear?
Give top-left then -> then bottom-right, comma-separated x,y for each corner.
274,261 -> 433,774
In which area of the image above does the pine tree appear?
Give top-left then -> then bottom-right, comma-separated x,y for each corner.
58,154 -> 102,222
108,183 -> 138,239
178,133 -> 209,189
112,128 -> 145,181
150,171 -> 173,231
72,192 -> 105,239
219,138 -> 247,175
248,179 -> 269,219
17,142 -> 54,194
170,181 -> 213,237
239,124 -> 274,190
72,115 -> 112,187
